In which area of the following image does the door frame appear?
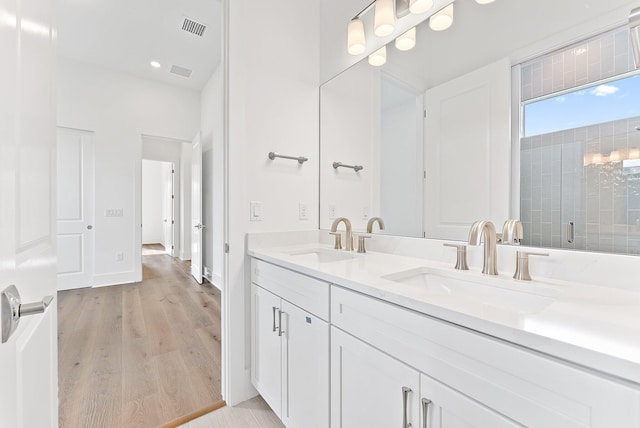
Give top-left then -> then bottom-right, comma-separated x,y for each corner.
140,158 -> 176,256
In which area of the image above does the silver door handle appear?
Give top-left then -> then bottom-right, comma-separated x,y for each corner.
402,386 -> 412,428
2,285 -> 54,343
421,398 -> 432,428
193,223 -> 206,230
87,225 -> 93,230
272,306 -> 278,332
278,310 -> 285,337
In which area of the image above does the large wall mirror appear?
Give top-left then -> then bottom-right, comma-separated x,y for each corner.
320,0 -> 640,254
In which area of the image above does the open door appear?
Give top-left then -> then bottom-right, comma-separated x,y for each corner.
191,134 -> 204,284
163,162 -> 174,256
0,0 -> 59,424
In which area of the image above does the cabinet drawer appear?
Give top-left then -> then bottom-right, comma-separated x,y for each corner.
251,258 -> 330,321
331,285 -> 640,427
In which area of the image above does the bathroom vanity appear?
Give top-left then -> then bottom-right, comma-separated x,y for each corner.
248,237 -> 640,428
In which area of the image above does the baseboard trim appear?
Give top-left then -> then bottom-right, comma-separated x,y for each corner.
158,400 -> 226,428
92,271 -> 137,287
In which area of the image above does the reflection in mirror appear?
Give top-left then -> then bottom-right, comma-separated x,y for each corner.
519,27 -> 640,254
320,0 -> 640,254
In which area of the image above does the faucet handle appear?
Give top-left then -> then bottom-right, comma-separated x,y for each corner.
356,234 -> 371,253
329,232 -> 342,250
443,243 -> 469,270
513,251 -> 548,281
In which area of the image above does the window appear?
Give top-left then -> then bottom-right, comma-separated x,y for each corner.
519,27 -> 640,254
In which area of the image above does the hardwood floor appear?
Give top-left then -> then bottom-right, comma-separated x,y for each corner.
179,396 -> 285,428
58,246 -> 222,428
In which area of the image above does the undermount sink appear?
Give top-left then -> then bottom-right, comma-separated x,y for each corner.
286,248 -> 356,263
382,268 -> 554,317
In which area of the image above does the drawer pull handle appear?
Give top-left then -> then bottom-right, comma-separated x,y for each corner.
278,310 -> 285,337
422,398 -> 432,428
402,386 -> 412,428
272,306 -> 278,332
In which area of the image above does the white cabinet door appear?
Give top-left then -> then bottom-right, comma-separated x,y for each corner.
251,283 -> 282,417
331,327 -> 420,428
281,300 -> 329,428
421,374 -> 520,428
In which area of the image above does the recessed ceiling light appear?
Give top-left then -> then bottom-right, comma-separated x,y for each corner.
150,61 -> 161,68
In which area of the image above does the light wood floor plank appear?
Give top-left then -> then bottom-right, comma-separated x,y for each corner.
58,247 -> 222,428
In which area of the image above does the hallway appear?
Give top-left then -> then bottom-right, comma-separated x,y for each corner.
58,245 -> 222,427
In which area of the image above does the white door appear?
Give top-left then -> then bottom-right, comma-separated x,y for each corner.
331,327 -> 420,428
424,58 -> 511,240
281,300 -> 330,428
420,374 -> 520,428
56,128 -> 94,290
0,0 -> 58,424
250,284 -> 282,417
163,162 -> 174,256
191,133 -> 203,283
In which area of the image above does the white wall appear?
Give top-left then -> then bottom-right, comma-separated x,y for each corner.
200,66 -> 225,286
320,60 -> 377,232
57,58 -> 200,286
225,0 -> 320,404
141,160 -> 165,244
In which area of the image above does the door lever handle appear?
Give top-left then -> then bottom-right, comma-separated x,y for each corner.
2,285 -> 54,343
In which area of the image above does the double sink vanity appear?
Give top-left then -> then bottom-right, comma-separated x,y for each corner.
247,222 -> 640,428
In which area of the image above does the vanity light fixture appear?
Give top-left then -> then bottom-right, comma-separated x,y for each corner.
374,0 -> 396,37
395,27 -> 416,51
475,0 -> 495,4
429,4 -> 454,31
369,46 -> 387,66
348,18 -> 367,55
150,60 -> 161,68
409,0 -> 434,15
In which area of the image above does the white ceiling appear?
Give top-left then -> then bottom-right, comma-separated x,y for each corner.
57,0 -> 222,91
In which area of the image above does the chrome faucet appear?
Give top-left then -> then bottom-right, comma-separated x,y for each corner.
468,220 -> 498,275
366,217 -> 385,233
330,217 -> 354,251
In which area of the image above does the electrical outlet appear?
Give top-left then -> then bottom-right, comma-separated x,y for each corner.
250,201 -> 263,221
362,206 -> 369,220
115,252 -> 124,262
299,203 -> 309,220
329,204 -> 336,219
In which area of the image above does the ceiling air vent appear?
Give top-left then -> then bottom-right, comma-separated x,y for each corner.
181,17 -> 207,37
170,65 -> 193,78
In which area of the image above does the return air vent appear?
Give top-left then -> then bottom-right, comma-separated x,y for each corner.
181,17 -> 207,37
170,65 -> 193,78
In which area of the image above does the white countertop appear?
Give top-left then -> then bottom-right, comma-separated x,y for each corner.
248,243 -> 640,386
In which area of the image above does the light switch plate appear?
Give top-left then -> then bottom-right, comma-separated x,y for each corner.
362,206 -> 369,220
105,208 -> 124,217
250,201 -> 263,221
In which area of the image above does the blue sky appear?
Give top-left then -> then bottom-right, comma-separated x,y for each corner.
524,74 -> 640,137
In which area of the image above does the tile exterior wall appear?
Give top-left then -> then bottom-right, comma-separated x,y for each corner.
521,28 -> 634,102
521,116 -> 640,254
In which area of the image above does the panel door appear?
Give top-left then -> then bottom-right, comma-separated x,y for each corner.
424,58 -> 511,240
56,128 -> 94,290
281,300 -> 329,428
421,374 -> 520,428
162,162 -> 174,256
0,0 -> 58,424
250,284 -> 282,417
191,133 -> 203,283
331,326 -> 420,428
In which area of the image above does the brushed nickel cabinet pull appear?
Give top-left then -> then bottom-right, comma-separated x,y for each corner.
278,310 -> 285,337
421,398 -> 432,428
402,386 -> 412,428
272,306 -> 278,333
